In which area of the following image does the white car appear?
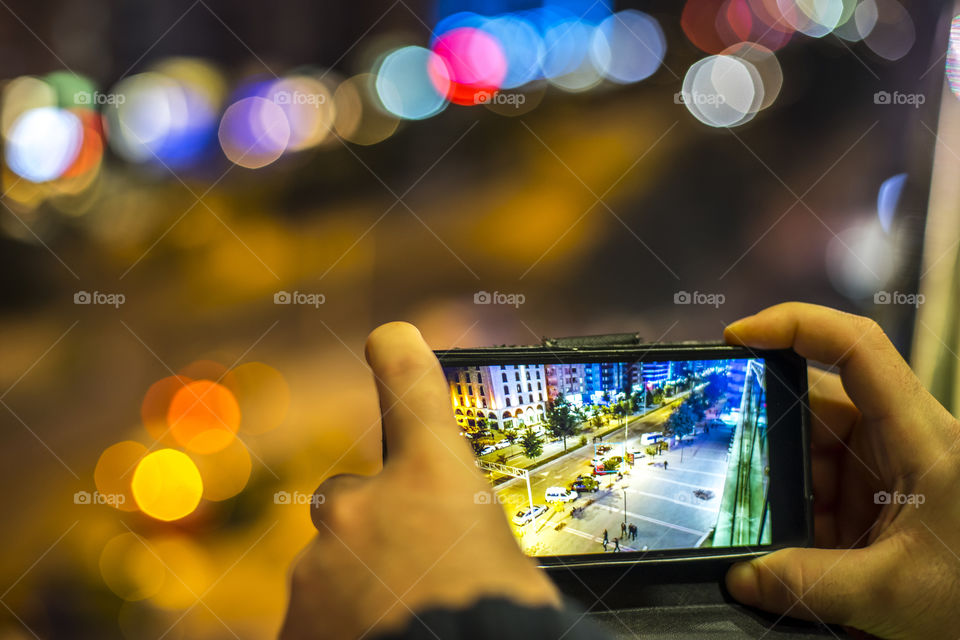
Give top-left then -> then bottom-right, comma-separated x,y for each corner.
495,440 -> 511,450
479,445 -> 497,455
512,505 -> 547,526
590,457 -> 607,467
544,487 -> 578,503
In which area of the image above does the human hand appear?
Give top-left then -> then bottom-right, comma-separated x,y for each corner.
723,303 -> 960,639
280,322 -> 560,640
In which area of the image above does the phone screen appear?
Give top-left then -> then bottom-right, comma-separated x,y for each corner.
442,357 -> 771,557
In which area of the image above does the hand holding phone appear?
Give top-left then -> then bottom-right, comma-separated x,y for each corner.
724,303 -> 960,639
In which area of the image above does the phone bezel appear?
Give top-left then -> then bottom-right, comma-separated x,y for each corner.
435,342 -> 813,575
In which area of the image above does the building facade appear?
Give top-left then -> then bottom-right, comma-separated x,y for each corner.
445,364 -> 548,433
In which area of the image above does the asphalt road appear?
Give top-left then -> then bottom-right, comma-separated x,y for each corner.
491,409 -> 735,556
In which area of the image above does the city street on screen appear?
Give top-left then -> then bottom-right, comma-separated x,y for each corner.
443,359 -> 771,556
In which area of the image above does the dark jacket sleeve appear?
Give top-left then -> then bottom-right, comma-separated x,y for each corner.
372,597 -> 613,640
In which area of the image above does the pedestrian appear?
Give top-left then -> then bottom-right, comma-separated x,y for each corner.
664,460 -> 668,471
621,522 -> 627,538
614,537 -> 620,552
632,524 -> 638,540
602,537 -> 608,551
603,529 -> 608,545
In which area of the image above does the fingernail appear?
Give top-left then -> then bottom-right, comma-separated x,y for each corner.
726,562 -> 760,607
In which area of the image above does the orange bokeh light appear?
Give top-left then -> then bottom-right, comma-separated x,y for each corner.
167,380 -> 241,453
141,375 -> 193,444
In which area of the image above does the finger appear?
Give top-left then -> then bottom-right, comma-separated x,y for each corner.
807,368 -> 860,449
726,546 -> 883,627
364,322 -> 472,465
310,473 -> 365,531
724,303 -> 917,423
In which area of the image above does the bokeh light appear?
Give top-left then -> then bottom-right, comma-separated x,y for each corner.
2,76 -> 57,137
223,362 -> 290,434
141,375 -> 194,445
776,0 -> 845,38
6,107 -> 83,182
190,438 -> 252,501
99,532 -> 166,601
877,172 -> 907,233
264,75 -> 336,150
148,536 -> 213,609
375,46 -> 450,120
94,440 -> 149,512
721,42 -> 783,110
862,0 -> 915,61
218,96 -> 291,169
131,449 -> 204,521
333,74 -> 399,145
591,11 -> 666,85
482,14 -> 544,89
429,27 -> 507,105
167,380 -> 241,453
681,55 -> 763,128
826,219 -> 895,299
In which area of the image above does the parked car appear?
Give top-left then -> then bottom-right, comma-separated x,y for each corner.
479,445 -> 497,456
512,504 -> 547,526
545,487 -> 578,502
570,475 -> 600,492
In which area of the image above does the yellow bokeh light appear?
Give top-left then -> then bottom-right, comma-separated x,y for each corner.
131,449 -> 204,521
224,362 -> 291,434
99,532 -> 166,601
190,437 -> 252,502
148,535 -> 213,610
94,440 -> 148,512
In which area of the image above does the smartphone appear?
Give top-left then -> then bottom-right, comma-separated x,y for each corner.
435,336 -> 812,583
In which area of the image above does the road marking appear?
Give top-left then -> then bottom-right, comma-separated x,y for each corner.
590,505 -> 707,536
641,475 -> 723,492
624,488 -> 719,512
564,526 -> 639,552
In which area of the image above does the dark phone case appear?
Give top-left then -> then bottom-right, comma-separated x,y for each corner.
432,335 -> 814,589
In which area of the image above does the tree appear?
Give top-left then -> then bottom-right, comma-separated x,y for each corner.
520,427 -> 544,460
613,401 -> 628,424
664,403 -> 696,440
688,391 -> 708,423
504,429 -> 518,445
544,393 -> 580,451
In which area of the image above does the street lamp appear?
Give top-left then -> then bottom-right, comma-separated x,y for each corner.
622,487 -> 627,526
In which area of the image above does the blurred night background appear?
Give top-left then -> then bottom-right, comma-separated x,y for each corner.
1,0 -> 959,638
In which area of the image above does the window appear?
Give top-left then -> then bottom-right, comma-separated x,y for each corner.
478,385 -> 484,395
500,365 -> 506,370
506,398 -> 512,407
467,385 -> 473,395
538,382 -> 542,390
501,373 -> 507,382
503,385 -> 509,395
537,370 -> 541,379
539,393 -> 543,401
529,394 -> 534,403
515,372 -> 520,381
516,384 -> 522,394
457,385 -> 462,395
526,371 -> 531,380
527,383 -> 532,391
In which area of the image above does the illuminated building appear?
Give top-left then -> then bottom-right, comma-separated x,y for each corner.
445,364 -> 547,432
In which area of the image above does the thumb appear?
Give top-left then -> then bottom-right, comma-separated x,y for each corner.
726,547 -> 880,626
